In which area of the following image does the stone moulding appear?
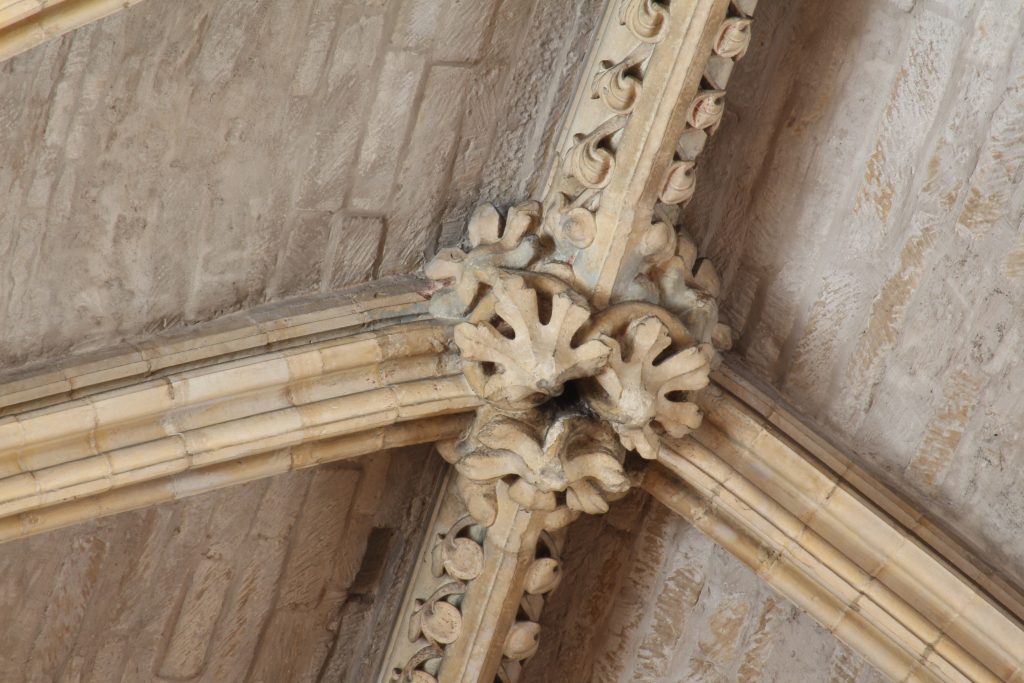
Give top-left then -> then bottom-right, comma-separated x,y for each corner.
0,0 -> 150,62
713,365 -> 1024,627
4,0 -> 1024,681
0,277 -> 435,415
644,376 -> 1024,683
0,284 -> 479,542
0,413 -> 471,543
383,474 -> 565,683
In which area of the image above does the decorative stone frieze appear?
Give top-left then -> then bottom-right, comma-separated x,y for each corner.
386,475 -> 566,683
495,530 -> 564,682
389,491 -> 485,682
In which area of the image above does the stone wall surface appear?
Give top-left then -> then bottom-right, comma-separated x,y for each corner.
5,0 -> 1024,680
524,492 -> 886,683
0,445 -> 445,683
685,0 -> 1024,587
0,0 -> 601,371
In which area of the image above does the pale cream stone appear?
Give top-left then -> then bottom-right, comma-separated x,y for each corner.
651,389 -> 1024,682
0,473 -> 37,506
91,381 -> 177,428
7,1 -> 1024,681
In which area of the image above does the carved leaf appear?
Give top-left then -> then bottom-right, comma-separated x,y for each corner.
539,191 -> 597,261
447,410 -> 628,529
591,46 -> 651,114
715,17 -> 752,59
619,0 -> 670,42
425,203 -> 542,318
660,160 -> 696,205
687,90 -> 726,131
588,314 -> 713,459
455,273 -> 610,409
397,646 -> 443,683
563,117 -> 626,189
503,621 -> 541,661
562,462 -> 627,519
636,228 -> 724,346
523,558 -> 562,595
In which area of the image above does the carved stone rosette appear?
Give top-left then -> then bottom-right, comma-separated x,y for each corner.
386,1 -> 754,679
428,200 -> 726,525
400,194 -> 728,680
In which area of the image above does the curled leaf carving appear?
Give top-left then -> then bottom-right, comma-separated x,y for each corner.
619,0 -> 670,42
430,515 -> 483,581
394,646 -> 443,683
563,117 -> 626,189
638,221 -> 677,265
455,272 -> 610,410
524,557 -> 561,595
540,191 -> 598,260
654,251 -> 726,343
408,581 -> 466,644
715,17 -> 752,59
503,622 -> 541,661
687,90 -> 726,131
561,206 -> 597,249
425,202 -> 542,318
591,46 -> 651,114
584,306 -> 713,459
660,160 -> 696,205
442,409 -> 629,529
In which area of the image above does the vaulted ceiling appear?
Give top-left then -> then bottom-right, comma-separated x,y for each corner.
1,0 -> 1022,681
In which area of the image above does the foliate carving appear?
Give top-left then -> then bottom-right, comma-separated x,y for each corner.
389,479 -> 567,683
420,0 -> 757,536
619,0 -> 670,42
454,272 -> 610,411
393,512 -> 486,683
591,46 -> 652,114
440,408 -> 629,530
390,2 -> 761,680
496,531 -> 564,683
431,515 -> 483,581
615,6 -> 754,316
615,220 -> 729,351
426,207 -> 726,524
610,6 -> 757,331
714,17 -> 752,59
686,89 -> 726,132
563,117 -> 626,190
539,0 -> 675,270
660,160 -> 697,205
584,307 -> 713,460
426,203 -> 542,319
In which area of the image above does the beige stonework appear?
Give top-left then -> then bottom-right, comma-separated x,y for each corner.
3,0 -> 1024,681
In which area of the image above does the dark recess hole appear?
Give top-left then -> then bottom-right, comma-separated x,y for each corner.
349,526 -> 395,596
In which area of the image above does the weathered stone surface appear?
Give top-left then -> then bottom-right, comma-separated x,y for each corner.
685,0 -> 1024,588
524,494 -> 885,682
0,446 -> 444,682
0,0 -> 599,372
